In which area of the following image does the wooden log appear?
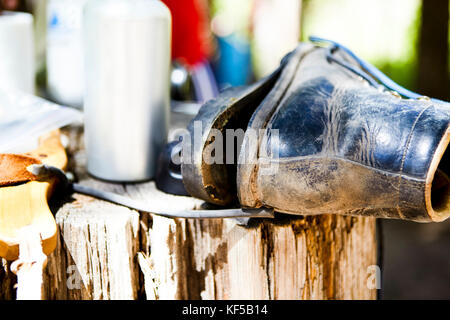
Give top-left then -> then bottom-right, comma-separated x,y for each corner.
43,191 -> 141,300
0,122 -> 378,300
41,124 -> 202,300
138,215 -> 377,300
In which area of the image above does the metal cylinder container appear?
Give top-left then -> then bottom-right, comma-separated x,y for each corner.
83,0 -> 171,182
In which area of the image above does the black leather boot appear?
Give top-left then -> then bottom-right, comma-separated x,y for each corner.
181,39 -> 450,222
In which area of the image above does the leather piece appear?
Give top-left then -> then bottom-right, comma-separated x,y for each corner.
402,105 -> 450,177
237,46 -> 450,221
237,44 -> 316,208
0,154 -> 41,187
263,51 -> 450,178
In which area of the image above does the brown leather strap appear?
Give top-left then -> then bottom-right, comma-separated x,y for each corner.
0,154 -> 41,187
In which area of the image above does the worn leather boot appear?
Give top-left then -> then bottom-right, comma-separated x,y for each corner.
182,40 -> 450,222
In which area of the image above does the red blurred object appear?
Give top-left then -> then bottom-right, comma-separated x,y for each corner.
162,0 -> 212,67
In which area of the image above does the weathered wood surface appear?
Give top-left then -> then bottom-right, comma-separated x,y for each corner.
0,113 -> 378,300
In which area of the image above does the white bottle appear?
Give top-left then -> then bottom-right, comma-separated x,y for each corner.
83,0 -> 172,182
46,0 -> 88,107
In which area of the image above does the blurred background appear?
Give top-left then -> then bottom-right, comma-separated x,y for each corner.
1,0 -> 449,299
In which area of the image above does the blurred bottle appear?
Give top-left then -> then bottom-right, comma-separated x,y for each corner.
0,11 -> 34,93
83,0 -> 171,182
162,0 -> 218,103
46,0 -> 87,107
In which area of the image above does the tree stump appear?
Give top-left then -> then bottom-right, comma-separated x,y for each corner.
146,215 -> 377,299
0,121 -> 378,300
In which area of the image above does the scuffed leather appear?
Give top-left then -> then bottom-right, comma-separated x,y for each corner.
183,43 -> 450,222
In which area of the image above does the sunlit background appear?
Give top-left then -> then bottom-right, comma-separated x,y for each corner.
302,0 -> 420,90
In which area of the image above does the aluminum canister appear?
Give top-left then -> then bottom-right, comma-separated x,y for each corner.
83,0 -> 171,181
